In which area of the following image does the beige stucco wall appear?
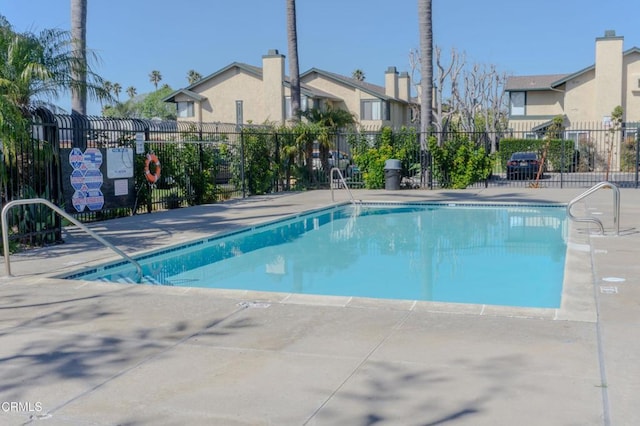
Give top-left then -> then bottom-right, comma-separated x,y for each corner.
506,117 -> 552,131
187,71 -> 267,125
524,91 -> 564,117
385,68 -> 398,98
302,74 -> 357,115
302,72 -> 410,128
262,52 -> 285,124
563,69 -> 597,124
398,73 -> 411,102
595,35 -> 624,121
623,52 -> 640,121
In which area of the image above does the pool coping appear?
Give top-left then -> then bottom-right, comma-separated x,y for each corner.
51,199 -> 595,323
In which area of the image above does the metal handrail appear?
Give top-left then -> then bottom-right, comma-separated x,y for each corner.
2,198 -> 143,281
566,181 -> 620,235
329,167 -> 356,204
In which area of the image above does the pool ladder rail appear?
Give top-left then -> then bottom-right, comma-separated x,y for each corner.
329,167 -> 356,204
566,181 -> 620,236
2,198 -> 143,282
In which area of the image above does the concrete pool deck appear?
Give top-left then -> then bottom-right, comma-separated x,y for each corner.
0,187 -> 638,425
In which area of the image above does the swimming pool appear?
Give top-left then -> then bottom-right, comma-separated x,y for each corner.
63,202 -> 568,308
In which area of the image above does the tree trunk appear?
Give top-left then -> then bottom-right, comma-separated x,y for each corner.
287,0 -> 301,122
418,0 -> 433,149
70,0 -> 87,115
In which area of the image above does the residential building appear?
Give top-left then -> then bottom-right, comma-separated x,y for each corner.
163,49 -> 414,129
505,30 -> 640,134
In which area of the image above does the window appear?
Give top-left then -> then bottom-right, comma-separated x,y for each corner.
510,92 -> 525,116
565,131 -> 590,148
177,101 -> 194,118
361,100 -> 389,120
285,96 -> 308,119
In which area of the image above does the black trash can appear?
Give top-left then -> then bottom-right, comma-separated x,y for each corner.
384,159 -> 402,190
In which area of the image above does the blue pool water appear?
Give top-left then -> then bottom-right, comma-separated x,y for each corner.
64,203 -> 568,308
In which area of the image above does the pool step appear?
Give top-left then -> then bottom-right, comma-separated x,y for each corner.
95,275 -> 170,286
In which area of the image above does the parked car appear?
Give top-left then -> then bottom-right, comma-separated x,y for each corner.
506,152 -> 541,180
312,150 -> 352,174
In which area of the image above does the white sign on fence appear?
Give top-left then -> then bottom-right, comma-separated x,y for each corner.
107,148 -> 134,178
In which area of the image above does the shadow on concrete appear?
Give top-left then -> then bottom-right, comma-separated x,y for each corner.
307,353 -> 526,425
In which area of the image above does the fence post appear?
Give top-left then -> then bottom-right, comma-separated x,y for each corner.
636,129 -> 640,188
240,131 -> 246,198
274,132 -> 280,192
560,138 -> 564,189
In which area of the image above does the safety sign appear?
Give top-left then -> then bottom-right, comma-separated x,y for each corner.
69,147 -> 105,212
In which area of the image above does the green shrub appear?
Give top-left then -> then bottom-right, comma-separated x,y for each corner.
620,135 -> 639,172
241,129 -> 275,195
428,136 -> 493,189
350,127 -> 419,189
354,143 -> 393,189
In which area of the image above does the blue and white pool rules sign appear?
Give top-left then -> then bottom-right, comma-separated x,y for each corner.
69,147 -> 105,212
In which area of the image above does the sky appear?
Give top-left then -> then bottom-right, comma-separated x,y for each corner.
2,0 -> 640,115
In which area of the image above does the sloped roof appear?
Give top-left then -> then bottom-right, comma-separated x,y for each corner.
506,46 -> 640,92
301,68 -> 402,102
163,62 -> 262,102
164,62 -> 341,102
287,80 -> 341,100
194,62 -> 263,86
505,74 -> 569,91
162,89 -> 207,103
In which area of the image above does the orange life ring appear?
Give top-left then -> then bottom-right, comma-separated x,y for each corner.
144,153 -> 161,183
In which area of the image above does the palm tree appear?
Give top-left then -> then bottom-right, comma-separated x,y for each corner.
0,16 -> 107,203
70,0 -> 87,115
286,0 -> 301,122
418,0 -> 433,149
112,82 -> 121,101
149,70 -> 162,90
187,69 -> 202,85
102,100 -> 136,118
352,69 -> 365,81
0,17 -> 30,143
102,80 -> 113,107
126,86 -> 137,99
303,106 -> 355,177
0,16 -> 107,114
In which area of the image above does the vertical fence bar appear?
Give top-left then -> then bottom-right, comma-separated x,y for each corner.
240,131 -> 246,198
560,137 -> 565,189
636,129 -> 639,188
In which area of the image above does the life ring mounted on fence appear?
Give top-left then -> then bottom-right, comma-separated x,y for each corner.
144,153 -> 161,184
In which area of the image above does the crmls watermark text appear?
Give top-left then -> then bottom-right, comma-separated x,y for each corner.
1,401 -> 43,413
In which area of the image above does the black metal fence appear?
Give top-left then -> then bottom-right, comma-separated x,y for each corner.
1,113 -> 639,248
487,121 -> 640,189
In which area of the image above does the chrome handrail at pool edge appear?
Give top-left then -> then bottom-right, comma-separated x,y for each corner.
330,167 -> 356,204
566,181 -> 620,235
2,198 -> 144,282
